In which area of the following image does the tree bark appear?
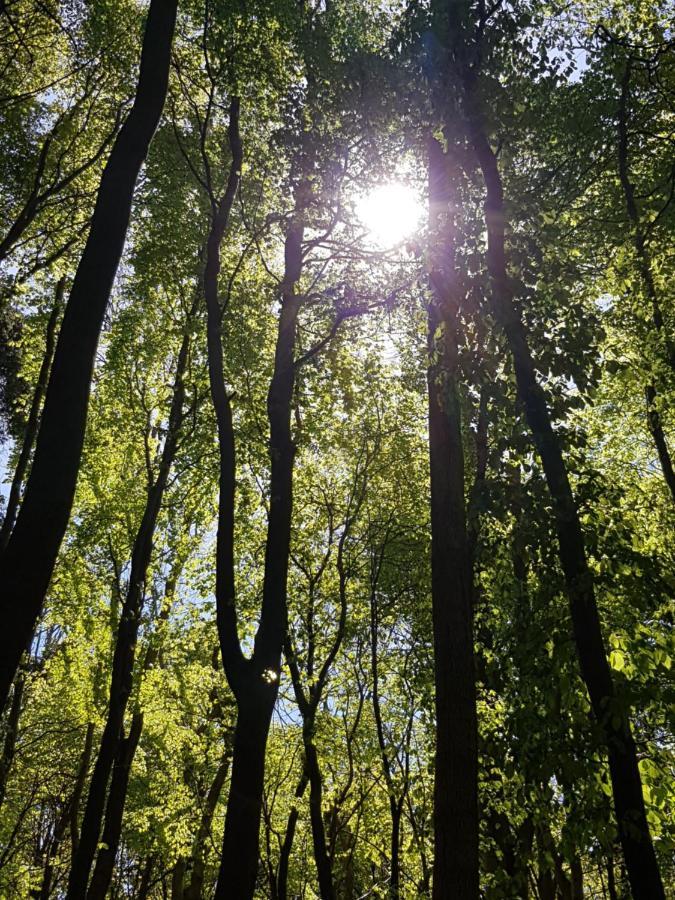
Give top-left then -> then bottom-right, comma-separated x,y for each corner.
211,125 -> 306,897
39,722 -> 94,899
464,76 -> 665,900
276,772 -> 309,900
0,0 -> 178,715
0,279 -> 63,552
67,301 -> 193,899
0,668 -> 24,811
617,61 -> 675,503
184,751 -> 230,900
85,712 -> 143,899
427,135 -> 479,899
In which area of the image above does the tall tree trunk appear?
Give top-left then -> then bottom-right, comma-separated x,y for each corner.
277,772 -> 309,900
0,279 -> 63,551
137,856 -> 155,900
617,61 -> 675,502
464,76 -> 665,900
184,751 -> 230,900
0,0 -> 178,715
40,722 -> 94,899
304,735 -> 335,900
67,306 -> 193,899
210,108 -> 305,896
427,135 -> 478,899
370,567 -> 403,898
0,668 -> 24,811
86,712 -> 143,899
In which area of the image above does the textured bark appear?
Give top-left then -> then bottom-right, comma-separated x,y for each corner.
427,135 -> 479,899
0,0 -> 178,715
465,78 -> 665,900
0,280 -> 63,552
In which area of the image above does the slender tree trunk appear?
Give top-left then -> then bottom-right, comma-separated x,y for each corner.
465,80 -> 665,900
0,279 -> 63,551
40,722 -> 94,899
86,712 -> 143,899
137,856 -> 155,900
304,734 -> 335,900
67,306 -> 193,899
617,61 -> 675,503
370,570 -> 403,898
427,135 -> 478,899
212,137 -> 305,897
0,669 -> 24,811
0,0 -> 178,715
172,858 -> 186,900
277,772 -> 309,900
184,751 -> 230,900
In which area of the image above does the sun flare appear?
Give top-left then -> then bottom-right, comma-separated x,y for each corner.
356,183 -> 423,248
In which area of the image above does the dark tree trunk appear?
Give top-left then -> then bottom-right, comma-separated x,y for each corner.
0,0 -> 178,715
370,567 -> 404,899
427,136 -> 479,899
137,856 -> 155,900
86,712 -> 143,899
184,751 -> 230,900
209,113 -> 304,895
617,62 -> 675,502
304,738 -> 335,900
215,698 -> 274,898
40,722 -> 94,899
67,300 -> 193,899
277,772 -> 308,900
0,280 -> 63,552
465,82 -> 665,900
0,668 -> 24,811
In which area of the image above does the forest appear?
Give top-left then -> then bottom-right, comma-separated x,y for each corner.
0,0 -> 673,897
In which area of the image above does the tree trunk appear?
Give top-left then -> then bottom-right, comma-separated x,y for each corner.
212,154 -> 305,897
0,280 -> 63,551
184,751 -> 230,900
465,83 -> 665,900
40,722 -> 94,899
305,737 -> 335,900
86,712 -> 143,899
427,135 -> 479,899
0,0 -> 177,715
617,61 -> 675,502
277,772 -> 309,900
215,698 -> 274,898
137,856 -> 155,900
67,301 -> 193,898
0,668 -> 24,811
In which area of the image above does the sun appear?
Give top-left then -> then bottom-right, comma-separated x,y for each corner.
356,183 -> 423,248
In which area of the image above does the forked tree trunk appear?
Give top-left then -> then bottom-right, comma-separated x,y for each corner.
0,0 -> 178,715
